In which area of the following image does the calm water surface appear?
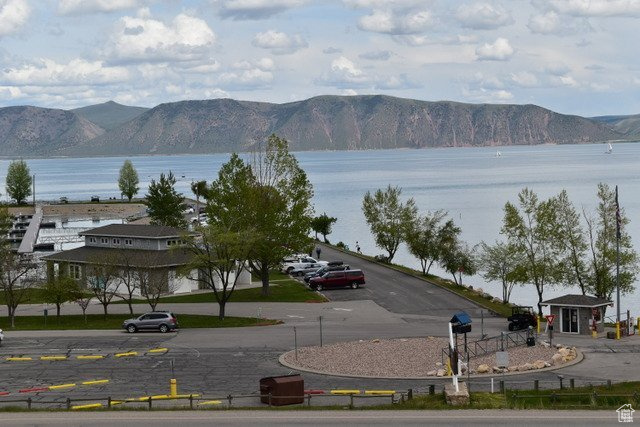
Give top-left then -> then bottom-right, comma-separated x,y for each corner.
1,143 -> 639,316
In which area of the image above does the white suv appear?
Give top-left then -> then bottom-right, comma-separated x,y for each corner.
281,256 -> 328,274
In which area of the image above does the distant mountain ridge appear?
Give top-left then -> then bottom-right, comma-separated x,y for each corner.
592,113 -> 640,139
72,101 -> 149,131
0,95 -> 636,157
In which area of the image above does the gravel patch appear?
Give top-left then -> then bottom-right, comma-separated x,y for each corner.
282,337 -> 558,378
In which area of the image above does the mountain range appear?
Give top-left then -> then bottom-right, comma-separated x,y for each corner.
1,96 -> 638,157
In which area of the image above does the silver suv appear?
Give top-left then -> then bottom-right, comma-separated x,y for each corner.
122,312 -> 179,333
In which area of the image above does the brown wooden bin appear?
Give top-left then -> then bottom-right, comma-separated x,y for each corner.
259,374 -> 304,406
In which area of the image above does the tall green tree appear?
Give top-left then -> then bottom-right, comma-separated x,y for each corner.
555,190 -> 589,294
0,252 -> 38,327
362,185 -> 417,263
439,241 -> 477,286
584,184 -> 638,301
405,210 -> 460,275
145,171 -> 188,229
118,160 -> 140,201
206,135 -> 314,296
42,275 -> 78,317
5,159 -> 32,205
183,226 -> 254,320
477,241 -> 526,303
502,188 -> 564,316
311,213 -> 337,242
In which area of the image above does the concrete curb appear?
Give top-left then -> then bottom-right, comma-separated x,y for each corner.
319,243 -> 504,317
278,347 -> 584,380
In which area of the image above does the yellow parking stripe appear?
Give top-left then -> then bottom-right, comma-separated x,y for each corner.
76,355 -> 105,360
114,351 -> 138,358
330,389 -> 360,395
81,380 -> 109,386
40,356 -> 68,361
71,403 -> 103,410
364,390 -> 396,395
6,357 -> 33,361
148,348 -> 168,353
198,400 -> 222,405
49,383 -> 76,390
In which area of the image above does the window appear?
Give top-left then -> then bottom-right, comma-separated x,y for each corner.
113,238 -> 120,245
89,237 -> 96,243
167,239 -> 182,246
69,264 -> 81,279
125,239 -> 133,246
101,238 -> 108,244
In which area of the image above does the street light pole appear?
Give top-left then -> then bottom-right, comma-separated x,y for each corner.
615,185 -> 621,339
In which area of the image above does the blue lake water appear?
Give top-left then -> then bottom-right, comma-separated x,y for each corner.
1,143 -> 639,317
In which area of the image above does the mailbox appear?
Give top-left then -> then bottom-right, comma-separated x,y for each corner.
450,311 -> 472,334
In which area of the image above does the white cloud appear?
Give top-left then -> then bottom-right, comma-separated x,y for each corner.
216,0 -> 307,20
456,2 -> 514,30
58,0 -> 145,15
475,37 -> 514,61
252,30 -> 308,54
358,8 -> 434,34
317,56 -> 417,90
218,58 -> 274,89
527,11 -> 560,34
0,0 -> 30,37
533,0 -> 640,17
0,58 -> 130,86
107,13 -> 216,63
510,71 -> 539,87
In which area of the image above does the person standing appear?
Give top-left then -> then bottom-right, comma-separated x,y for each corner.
356,241 -> 361,254
315,246 -> 321,259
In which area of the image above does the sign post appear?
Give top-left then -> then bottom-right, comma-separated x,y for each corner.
545,314 -> 556,346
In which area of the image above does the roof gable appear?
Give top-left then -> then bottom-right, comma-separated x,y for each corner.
541,294 -> 612,307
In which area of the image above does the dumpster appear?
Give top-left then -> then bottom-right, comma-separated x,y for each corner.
259,374 -> 304,406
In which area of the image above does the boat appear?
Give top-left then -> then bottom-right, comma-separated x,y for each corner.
495,150 -> 502,157
605,143 -> 613,154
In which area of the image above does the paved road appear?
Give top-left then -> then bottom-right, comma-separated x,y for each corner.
0,410 -> 627,427
316,244 -> 486,318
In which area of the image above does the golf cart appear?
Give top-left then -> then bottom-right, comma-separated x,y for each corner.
507,306 -> 537,331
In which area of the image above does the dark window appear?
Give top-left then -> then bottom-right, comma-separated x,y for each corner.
150,313 -> 168,319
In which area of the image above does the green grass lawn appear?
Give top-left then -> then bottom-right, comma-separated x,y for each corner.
115,279 -> 326,304
0,314 -> 280,331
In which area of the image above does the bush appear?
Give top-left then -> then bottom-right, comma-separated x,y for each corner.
336,241 -> 346,249
374,254 -> 389,263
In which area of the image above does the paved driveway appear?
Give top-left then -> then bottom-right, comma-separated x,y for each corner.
315,244 -> 485,318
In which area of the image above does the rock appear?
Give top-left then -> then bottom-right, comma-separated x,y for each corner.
540,341 -> 550,348
492,366 -> 501,373
556,343 -> 563,349
558,348 -> 570,357
444,382 -> 470,406
533,360 -> 546,369
508,366 -> 518,372
545,362 -> 551,367
522,363 -> 534,371
427,370 -> 437,376
372,339 -> 380,343
436,362 -> 443,367
476,364 -> 490,374
551,353 -> 564,365
436,369 -> 446,377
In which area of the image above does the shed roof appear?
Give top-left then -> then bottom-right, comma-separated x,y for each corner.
541,294 -> 612,308
79,224 -> 186,239
41,246 -> 192,268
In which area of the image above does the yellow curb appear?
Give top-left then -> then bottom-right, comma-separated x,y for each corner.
364,390 -> 396,395
40,356 -> 68,361
6,357 -> 33,361
330,390 -> 360,395
114,351 -> 138,358
148,348 -> 168,353
49,383 -> 76,390
81,380 -> 109,386
198,400 -> 222,405
76,355 -> 105,360
71,403 -> 103,410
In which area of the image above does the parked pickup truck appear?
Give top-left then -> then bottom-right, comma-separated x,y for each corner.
309,269 -> 365,291
281,256 -> 328,274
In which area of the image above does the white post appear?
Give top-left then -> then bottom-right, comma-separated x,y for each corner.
448,321 -> 459,392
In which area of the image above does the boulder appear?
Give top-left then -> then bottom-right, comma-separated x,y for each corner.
435,362 -> 443,367
508,366 -> 518,372
427,370 -> 437,376
436,369 -> 446,377
540,341 -> 550,348
522,363 -> 534,371
476,364 -> 490,374
558,348 -> 570,357
533,360 -> 546,369
492,366 -> 501,373
551,353 -> 564,365
556,343 -> 563,349
372,339 -> 380,343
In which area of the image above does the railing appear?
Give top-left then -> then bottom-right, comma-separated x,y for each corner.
442,329 -> 532,364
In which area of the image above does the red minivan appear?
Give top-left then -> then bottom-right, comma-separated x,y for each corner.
309,269 -> 365,291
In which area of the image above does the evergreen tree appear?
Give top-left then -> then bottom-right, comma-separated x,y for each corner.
118,160 -> 140,201
145,172 -> 187,229
5,159 -> 32,205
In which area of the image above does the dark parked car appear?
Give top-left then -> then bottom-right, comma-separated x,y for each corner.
303,264 -> 350,283
309,269 -> 365,291
122,312 -> 179,333
90,195 -> 100,202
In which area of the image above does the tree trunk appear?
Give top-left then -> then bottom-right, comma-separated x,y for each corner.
9,306 -> 16,328
103,303 -> 108,319
56,303 -> 61,317
218,301 -> 226,321
83,309 -> 87,324
127,300 -> 134,316
260,263 -> 270,297
426,260 -> 435,275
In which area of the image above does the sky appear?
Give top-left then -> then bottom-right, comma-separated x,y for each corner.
0,0 -> 639,116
